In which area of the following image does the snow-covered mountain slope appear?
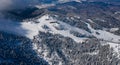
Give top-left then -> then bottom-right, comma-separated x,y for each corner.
23,14 -> 120,43
0,14 -> 120,43
0,15 -> 90,43
0,1 -> 120,65
22,15 -> 92,43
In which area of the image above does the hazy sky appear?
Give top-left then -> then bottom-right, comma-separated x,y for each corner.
0,0 -> 12,11
0,0 -> 39,11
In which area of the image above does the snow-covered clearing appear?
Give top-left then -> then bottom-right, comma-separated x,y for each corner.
0,15 -> 90,43
22,15 -> 90,43
0,15 -> 120,43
